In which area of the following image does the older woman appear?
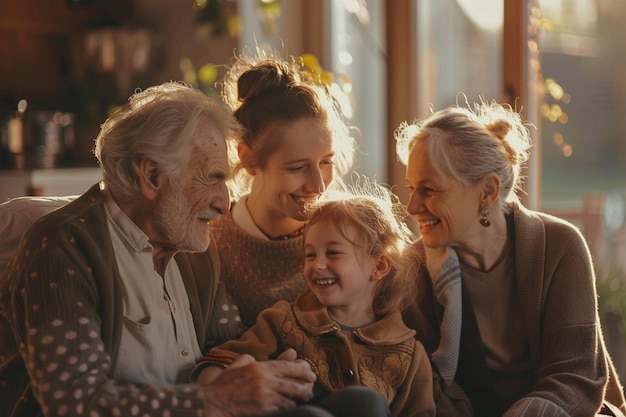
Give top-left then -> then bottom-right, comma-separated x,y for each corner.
396,100 -> 626,417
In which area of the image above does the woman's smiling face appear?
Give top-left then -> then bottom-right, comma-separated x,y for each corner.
405,140 -> 482,248
251,118 -> 336,222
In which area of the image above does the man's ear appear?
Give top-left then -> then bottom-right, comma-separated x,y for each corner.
371,255 -> 392,281
238,142 -> 256,175
138,158 -> 161,200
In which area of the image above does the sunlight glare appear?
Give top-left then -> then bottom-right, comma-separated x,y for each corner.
456,0 -> 503,30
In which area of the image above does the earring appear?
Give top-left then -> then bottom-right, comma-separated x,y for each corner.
479,206 -> 491,227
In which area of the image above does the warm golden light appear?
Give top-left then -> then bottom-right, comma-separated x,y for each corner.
562,144 -> 573,157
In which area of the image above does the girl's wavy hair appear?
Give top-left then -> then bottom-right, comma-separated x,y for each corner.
395,98 -> 533,210
219,48 -> 357,201
303,176 -> 416,316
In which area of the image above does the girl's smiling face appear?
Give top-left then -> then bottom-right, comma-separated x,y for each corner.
303,219 -> 377,320
405,140 -> 482,249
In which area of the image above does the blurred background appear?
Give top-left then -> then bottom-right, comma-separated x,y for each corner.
1,0 -> 626,372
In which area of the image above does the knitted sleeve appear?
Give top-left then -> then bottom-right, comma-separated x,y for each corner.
503,397 -> 569,417
203,280 -> 247,351
518,212 -> 618,416
191,300 -> 292,380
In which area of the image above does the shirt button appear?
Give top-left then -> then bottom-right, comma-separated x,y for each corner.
343,369 -> 355,380
181,349 -> 189,356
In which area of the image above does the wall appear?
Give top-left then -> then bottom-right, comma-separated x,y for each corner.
0,0 -> 103,109
0,0 -> 237,168
0,167 -> 102,201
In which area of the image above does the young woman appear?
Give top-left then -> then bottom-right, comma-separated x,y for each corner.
207,50 -> 357,343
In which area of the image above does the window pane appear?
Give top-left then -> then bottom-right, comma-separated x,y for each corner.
538,0 -> 626,211
328,0 -> 386,182
237,0 -> 387,182
416,0 -> 503,112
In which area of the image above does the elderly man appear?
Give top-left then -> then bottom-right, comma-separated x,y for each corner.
0,82 -> 318,417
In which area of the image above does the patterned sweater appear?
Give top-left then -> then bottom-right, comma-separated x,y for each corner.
197,290 -> 437,417
209,211 -> 307,327
0,184 -> 220,417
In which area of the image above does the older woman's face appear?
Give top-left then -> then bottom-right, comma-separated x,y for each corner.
405,140 -> 481,249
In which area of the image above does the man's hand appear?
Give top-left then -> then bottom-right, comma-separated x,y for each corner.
202,352 -> 316,417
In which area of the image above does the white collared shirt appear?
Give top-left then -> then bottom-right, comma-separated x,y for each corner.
103,191 -> 201,386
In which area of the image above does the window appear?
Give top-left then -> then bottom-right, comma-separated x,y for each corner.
538,0 -> 626,213
415,0 -> 504,112
237,0 -> 387,182
328,0 -> 386,182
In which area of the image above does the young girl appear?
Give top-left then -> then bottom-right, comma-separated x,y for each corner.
207,49 -> 357,343
195,185 -> 451,417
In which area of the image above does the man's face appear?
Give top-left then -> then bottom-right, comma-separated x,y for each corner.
154,122 -> 230,252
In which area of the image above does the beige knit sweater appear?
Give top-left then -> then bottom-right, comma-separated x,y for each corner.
209,211 -> 307,327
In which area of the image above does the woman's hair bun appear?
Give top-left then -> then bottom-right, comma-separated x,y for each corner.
485,119 -> 511,141
486,119 -> 518,165
237,61 -> 298,102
